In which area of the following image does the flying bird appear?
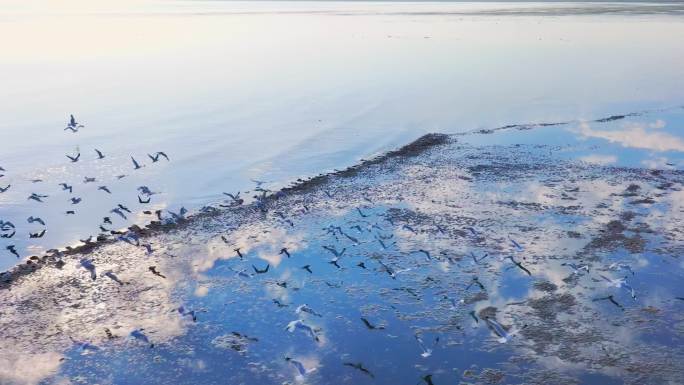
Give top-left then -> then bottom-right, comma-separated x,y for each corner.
80,259 -> 97,280
609,262 -> 635,276
66,153 -> 80,162
129,329 -> 154,348
415,334 -> 439,357
131,157 -> 143,170
343,362 -> 374,378
252,264 -> 270,274
98,186 -> 111,194
360,317 -> 385,330
177,306 -> 197,322
148,152 -> 170,162
167,207 -> 187,222
296,304 -> 322,317
94,149 -> 105,159
471,252 -> 489,265
273,299 -> 288,308
286,320 -> 320,342
322,245 -> 346,258
29,229 -> 46,238
83,177 -> 96,183
484,317 -> 516,343
223,192 -> 243,205
6,245 -> 20,258
138,186 -> 157,196
58,183 -> 73,193
600,275 -> 637,300
562,262 -> 590,275
27,216 -> 46,226
141,243 -> 153,255
148,266 -> 166,278
65,114 -> 84,131
509,236 -> 523,251
329,258 -> 341,269
0,185 -> 9,193
420,374 -> 436,385
505,256 -> 532,276
109,207 -> 128,219
103,271 -> 124,285
280,247 -> 291,258
593,295 -> 625,310
416,249 -> 431,261
285,357 -> 317,377
28,193 -> 48,202
466,277 -> 485,291
70,197 -> 82,205
138,195 -> 150,204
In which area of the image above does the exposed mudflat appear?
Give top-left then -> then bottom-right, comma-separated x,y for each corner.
2,110 -> 684,385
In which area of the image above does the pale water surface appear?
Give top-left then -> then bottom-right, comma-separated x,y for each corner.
1,1 -> 683,268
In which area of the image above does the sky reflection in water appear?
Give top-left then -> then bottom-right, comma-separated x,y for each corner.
0,2 -> 684,385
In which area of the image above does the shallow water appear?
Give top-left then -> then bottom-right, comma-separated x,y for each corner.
1,2 -> 684,385
1,106 -> 684,385
2,1 -> 684,270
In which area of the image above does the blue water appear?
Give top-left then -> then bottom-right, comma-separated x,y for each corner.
1,3 -> 684,385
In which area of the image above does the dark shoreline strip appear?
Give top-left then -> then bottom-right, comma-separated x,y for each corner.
0,133 -> 451,289
454,105 -> 683,136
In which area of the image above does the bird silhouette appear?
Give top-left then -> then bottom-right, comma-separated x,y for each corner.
343,362 -> 374,378
130,329 -> 153,348
252,264 -> 270,274
27,216 -> 46,226
148,266 -> 166,278
80,259 -> 97,280
360,317 -> 385,330
94,149 -> 105,159
58,183 -> 73,193
419,374 -> 436,385
131,157 -> 143,170
66,153 -> 80,162
29,229 -> 46,238
111,208 -> 127,220
103,271 -> 124,285
64,114 -> 84,132
28,193 -> 47,202
6,245 -> 19,258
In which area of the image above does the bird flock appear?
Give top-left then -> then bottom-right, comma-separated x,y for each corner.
0,119 -> 672,385
1,114 -> 170,261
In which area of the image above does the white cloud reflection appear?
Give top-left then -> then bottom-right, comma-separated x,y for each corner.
573,121 -> 684,152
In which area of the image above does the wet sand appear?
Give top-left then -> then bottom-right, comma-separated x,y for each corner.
2,110 -> 684,384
